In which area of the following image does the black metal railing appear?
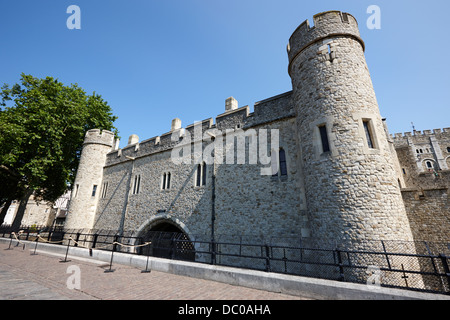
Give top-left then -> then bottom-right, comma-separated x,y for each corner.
1,224 -> 449,295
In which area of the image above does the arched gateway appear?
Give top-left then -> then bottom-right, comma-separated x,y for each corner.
138,219 -> 195,261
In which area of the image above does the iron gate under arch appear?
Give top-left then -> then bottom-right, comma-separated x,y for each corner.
139,223 -> 195,262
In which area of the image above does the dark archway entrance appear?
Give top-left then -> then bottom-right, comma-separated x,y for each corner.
140,221 -> 195,262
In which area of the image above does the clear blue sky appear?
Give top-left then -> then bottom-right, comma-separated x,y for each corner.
1,0 -> 449,147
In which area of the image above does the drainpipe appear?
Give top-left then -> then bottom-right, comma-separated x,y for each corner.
209,134 -> 216,265
211,165 -> 216,264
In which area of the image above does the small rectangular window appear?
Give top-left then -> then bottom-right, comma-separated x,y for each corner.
201,164 -> 206,186
196,165 -> 201,187
166,173 -> 171,189
279,149 -> 287,176
133,175 -> 141,194
162,173 -> 167,190
92,185 -> 97,197
161,172 -> 170,190
363,120 -> 375,149
75,184 -> 79,197
101,182 -> 108,198
195,163 -> 206,187
319,125 -> 330,153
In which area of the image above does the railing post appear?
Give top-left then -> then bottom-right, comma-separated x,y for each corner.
381,240 -> 391,270
74,232 -> 81,247
113,235 -> 119,252
439,254 -> 450,291
105,249 -> 115,273
59,238 -> 71,263
336,248 -> 345,281
7,233 -> 13,250
105,235 -> 118,273
282,248 -> 288,274
31,237 -> 39,255
264,244 -> 271,272
141,242 -> 151,273
92,233 -> 98,249
170,236 -> 175,260
210,240 -> 216,265
137,237 -> 144,255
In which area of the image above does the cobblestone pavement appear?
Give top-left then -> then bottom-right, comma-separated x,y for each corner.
0,242 -> 308,300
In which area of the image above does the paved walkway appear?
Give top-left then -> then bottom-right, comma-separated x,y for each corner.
0,242 -> 307,300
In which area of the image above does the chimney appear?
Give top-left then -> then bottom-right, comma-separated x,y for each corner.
171,118 -> 182,131
128,134 -> 139,145
225,97 -> 238,112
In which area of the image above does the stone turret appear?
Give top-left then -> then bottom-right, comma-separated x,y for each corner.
288,11 -> 416,243
65,129 -> 115,230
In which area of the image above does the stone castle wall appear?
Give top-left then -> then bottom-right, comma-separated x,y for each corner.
392,128 -> 450,188
391,128 -> 450,243
402,188 -> 449,243
288,11 -> 415,243
65,129 -> 115,230
92,93 -> 308,240
66,11 -> 449,251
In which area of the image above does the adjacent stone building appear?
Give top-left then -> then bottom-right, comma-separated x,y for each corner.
65,11 -> 449,252
392,129 -> 450,242
2,191 -> 71,228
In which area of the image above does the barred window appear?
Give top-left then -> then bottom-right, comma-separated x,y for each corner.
101,182 -> 108,198
196,162 -> 206,187
161,172 -> 171,190
133,175 -> 141,194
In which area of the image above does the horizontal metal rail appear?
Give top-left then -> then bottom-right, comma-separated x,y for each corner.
1,225 -> 448,295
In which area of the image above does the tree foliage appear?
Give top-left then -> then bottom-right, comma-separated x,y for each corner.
0,74 -> 118,226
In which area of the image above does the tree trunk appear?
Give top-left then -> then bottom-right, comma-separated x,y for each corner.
0,198 -> 13,225
11,189 -> 33,231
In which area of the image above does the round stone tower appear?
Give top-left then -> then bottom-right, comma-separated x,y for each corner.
288,11 -> 415,243
65,129 -> 115,230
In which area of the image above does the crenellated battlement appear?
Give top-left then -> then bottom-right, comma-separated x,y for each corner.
83,129 -> 115,148
105,92 -> 294,167
292,11 -> 359,35
391,128 -> 450,141
287,11 -> 364,75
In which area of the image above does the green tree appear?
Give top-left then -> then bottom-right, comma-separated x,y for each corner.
0,74 -> 118,229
